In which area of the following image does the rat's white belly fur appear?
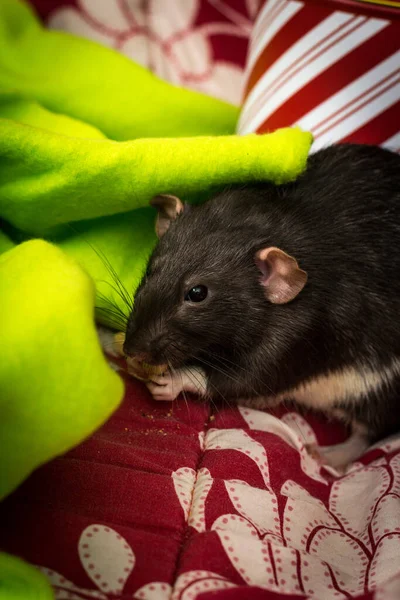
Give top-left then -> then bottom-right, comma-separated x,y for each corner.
271,358 -> 400,410
146,359 -> 400,416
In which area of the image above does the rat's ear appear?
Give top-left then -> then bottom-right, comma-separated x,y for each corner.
150,194 -> 184,238
255,247 -> 307,304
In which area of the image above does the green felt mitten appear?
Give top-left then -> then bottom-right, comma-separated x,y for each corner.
0,118 -> 312,234
0,91 -> 106,139
0,239 -> 124,501
0,553 -> 53,600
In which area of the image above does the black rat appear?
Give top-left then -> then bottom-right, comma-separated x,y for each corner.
123,143 -> 400,470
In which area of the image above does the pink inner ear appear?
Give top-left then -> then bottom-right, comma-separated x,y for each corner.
255,247 -> 307,305
150,194 -> 184,238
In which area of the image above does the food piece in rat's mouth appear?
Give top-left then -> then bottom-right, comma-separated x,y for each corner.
141,362 -> 168,376
112,332 -> 168,381
126,357 -> 168,382
113,331 -> 126,356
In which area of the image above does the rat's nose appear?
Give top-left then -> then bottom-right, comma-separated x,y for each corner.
123,326 -> 168,363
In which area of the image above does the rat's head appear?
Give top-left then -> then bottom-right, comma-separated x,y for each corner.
123,191 -> 308,380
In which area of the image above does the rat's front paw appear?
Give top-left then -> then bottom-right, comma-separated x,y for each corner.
145,366 -> 208,401
146,372 -> 183,402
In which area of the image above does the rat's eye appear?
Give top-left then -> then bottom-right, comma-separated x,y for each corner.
185,285 -> 208,303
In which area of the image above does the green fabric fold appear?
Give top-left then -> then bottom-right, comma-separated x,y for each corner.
1,118 -> 311,234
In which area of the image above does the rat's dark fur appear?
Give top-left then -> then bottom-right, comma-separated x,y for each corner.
125,143 -> 400,443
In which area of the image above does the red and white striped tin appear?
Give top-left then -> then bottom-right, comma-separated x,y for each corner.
238,0 -> 400,152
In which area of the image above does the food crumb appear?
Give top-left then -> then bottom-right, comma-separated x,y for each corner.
209,415 -> 215,422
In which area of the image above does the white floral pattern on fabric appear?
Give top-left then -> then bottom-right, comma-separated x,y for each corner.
39,566 -> 107,599
47,0 -> 253,105
37,412 -> 400,599
78,525 -> 135,594
239,406 -> 329,484
172,570 -> 238,599
134,581 -> 173,599
188,467 -> 214,532
206,427 -> 271,487
172,466 -> 197,521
